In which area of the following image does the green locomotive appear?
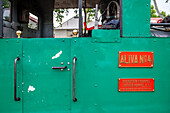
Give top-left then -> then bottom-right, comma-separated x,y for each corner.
0,0 -> 170,113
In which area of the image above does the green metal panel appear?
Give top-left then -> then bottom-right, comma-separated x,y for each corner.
0,36 -> 170,113
22,38 -> 71,113
122,0 -> 151,37
0,39 -> 22,113
71,37 -> 170,113
92,29 -> 121,43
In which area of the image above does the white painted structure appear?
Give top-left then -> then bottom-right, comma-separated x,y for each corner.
54,16 -> 79,37
54,16 -> 96,38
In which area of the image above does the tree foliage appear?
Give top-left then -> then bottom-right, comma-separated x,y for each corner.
86,8 -> 96,23
151,5 -> 158,17
54,9 -> 69,26
3,0 -> 9,8
151,5 -> 169,17
54,8 -> 96,26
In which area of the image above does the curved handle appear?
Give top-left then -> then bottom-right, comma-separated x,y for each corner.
73,57 -> 77,102
107,1 -> 120,19
14,57 -> 20,101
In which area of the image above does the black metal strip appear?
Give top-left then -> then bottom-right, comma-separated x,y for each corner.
0,0 -> 3,38
52,66 -> 67,69
120,0 -> 123,37
79,0 -> 83,37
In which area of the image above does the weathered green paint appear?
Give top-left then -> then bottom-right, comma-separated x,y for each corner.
22,38 -> 71,113
0,0 -> 170,112
71,37 -> 170,113
0,36 -> 170,113
0,39 -> 22,113
92,29 -> 121,43
122,0 -> 151,37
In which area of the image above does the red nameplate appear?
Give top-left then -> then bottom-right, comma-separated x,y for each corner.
119,78 -> 154,92
119,52 -> 154,67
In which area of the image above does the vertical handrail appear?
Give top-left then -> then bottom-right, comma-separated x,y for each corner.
73,57 -> 77,102
14,57 -> 20,101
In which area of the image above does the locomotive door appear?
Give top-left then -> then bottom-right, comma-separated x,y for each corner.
22,39 -> 71,113
71,38 -> 170,113
0,39 -> 22,113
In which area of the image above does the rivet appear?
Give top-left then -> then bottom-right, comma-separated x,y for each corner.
67,69 -> 70,71
67,62 -> 70,65
61,62 -> 64,65
94,84 -> 98,87
61,69 -> 63,71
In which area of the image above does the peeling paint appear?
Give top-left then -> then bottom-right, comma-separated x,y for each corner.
28,86 -> 35,93
52,51 -> 62,59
